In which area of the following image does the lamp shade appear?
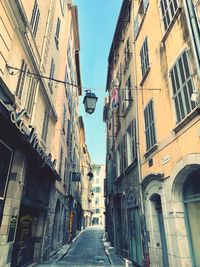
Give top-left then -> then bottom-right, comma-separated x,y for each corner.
83,91 -> 98,114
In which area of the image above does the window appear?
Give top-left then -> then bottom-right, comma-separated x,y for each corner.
95,209 -> 100,214
62,105 -> 67,134
25,77 -> 37,116
116,148 -> 121,177
16,60 -> 28,100
59,148 -> 63,176
170,51 -> 196,123
144,100 -> 156,151
124,37 -> 132,72
140,37 -> 150,79
41,110 -> 50,143
134,0 -> 149,40
126,119 -> 136,166
92,187 -> 101,193
184,172 -> 200,267
64,157 -> 68,185
95,197 -> 99,205
121,135 -> 127,171
60,0 -> 67,15
160,0 -> 178,32
55,18 -> 61,48
67,119 -> 71,146
48,59 -> 55,92
30,0 -> 40,38
125,76 -> 132,109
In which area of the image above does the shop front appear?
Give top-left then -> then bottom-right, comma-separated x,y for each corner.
0,95 -> 60,266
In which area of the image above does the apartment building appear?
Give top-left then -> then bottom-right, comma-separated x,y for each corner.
105,0 -> 200,266
0,1 -> 88,266
91,164 -> 105,227
104,0 -> 144,265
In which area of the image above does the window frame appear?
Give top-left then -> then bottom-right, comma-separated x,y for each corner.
41,109 -> 50,143
140,37 -> 150,84
15,60 -> 28,100
30,0 -> 40,38
48,58 -> 55,93
169,50 -> 196,124
55,17 -> 61,49
144,99 -> 156,151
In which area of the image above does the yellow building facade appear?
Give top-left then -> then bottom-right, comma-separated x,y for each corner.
105,0 -> 200,266
0,0 -> 90,266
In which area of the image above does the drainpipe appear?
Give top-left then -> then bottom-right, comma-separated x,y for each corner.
183,0 -> 200,82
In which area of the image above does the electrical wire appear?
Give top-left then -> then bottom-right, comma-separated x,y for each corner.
6,64 -> 161,92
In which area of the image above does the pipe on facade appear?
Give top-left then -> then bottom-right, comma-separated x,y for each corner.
183,0 -> 200,82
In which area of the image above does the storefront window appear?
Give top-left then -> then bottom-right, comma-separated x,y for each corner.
184,172 -> 200,267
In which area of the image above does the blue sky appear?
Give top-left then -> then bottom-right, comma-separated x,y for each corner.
74,0 -> 122,164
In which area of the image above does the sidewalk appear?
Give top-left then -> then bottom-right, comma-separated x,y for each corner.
33,230 -> 84,266
103,235 -> 133,267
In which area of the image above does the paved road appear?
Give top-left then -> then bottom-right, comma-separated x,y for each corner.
58,227 -> 110,266
36,227 -> 128,266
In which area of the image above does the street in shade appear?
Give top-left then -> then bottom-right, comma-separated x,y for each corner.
35,226 -> 132,266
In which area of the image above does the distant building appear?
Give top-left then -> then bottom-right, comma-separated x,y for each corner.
91,164 -> 105,226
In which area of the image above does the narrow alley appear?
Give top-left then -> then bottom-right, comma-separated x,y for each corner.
35,227 -> 131,267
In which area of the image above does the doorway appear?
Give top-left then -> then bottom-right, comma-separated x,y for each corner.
11,205 -> 39,267
151,194 -> 169,267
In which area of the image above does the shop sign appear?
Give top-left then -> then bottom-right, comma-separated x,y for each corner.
69,210 -> 74,241
9,109 -> 57,174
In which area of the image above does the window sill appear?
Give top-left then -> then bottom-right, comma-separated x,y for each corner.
161,8 -> 181,43
173,107 -> 200,134
139,66 -> 151,86
144,143 -> 158,159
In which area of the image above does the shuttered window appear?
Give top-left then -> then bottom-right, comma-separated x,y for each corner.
160,0 -> 178,31
41,110 -> 50,143
59,148 -> 63,176
140,37 -> 150,78
30,0 -> 40,38
125,76 -> 132,109
48,59 -> 55,92
170,51 -> 196,123
127,119 -> 136,166
16,60 -> 28,100
144,100 -> 156,150
55,18 -> 61,48
25,77 -> 37,116
62,104 -> 67,134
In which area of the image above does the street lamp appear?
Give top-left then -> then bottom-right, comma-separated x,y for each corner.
83,90 -> 98,114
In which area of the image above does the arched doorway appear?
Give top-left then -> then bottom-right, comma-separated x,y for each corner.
183,170 -> 200,267
52,200 -> 60,250
150,194 -> 169,267
127,192 -> 142,266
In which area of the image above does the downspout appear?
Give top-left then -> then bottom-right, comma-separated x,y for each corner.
183,0 -> 200,82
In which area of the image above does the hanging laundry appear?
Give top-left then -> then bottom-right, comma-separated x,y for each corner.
112,86 -> 119,108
